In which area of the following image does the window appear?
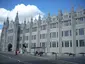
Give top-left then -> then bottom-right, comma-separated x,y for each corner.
64,21 -> 68,26
32,43 -> 36,47
65,31 -> 69,36
50,23 -> 56,28
25,28 -> 29,33
62,41 -> 64,47
65,41 -> 69,47
76,29 -> 78,35
32,27 -> 37,32
57,32 -> 58,37
40,34 -> 46,39
52,42 -> 56,47
25,36 -> 28,40
34,35 -> 36,40
40,43 -> 41,47
50,42 -> 51,47
41,25 -> 46,30
70,30 -> 72,36
42,42 -> 45,47
70,40 -> 72,47
62,31 -> 63,37
50,32 -> 56,38
42,34 -> 45,39
79,28 -> 84,35
79,40 -> 85,47
32,35 -> 36,40
57,42 -> 58,47
79,18 -> 83,21
76,40 -> 78,47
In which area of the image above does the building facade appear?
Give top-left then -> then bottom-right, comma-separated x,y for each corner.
0,7 -> 85,56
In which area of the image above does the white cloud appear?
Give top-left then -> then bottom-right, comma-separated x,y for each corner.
0,4 -> 44,24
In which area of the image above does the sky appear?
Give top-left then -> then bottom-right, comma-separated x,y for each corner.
0,0 -> 85,34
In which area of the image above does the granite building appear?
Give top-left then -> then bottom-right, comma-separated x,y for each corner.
0,7 -> 85,56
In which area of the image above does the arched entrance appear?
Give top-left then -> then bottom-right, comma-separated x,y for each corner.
8,44 -> 12,52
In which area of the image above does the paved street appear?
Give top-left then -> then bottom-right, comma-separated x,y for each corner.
0,52 -> 85,64
0,52 -> 57,64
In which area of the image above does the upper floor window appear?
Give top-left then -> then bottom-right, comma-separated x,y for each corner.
76,29 -> 78,35
79,28 -> 84,35
76,40 -> 78,47
70,30 -> 72,36
65,31 -> 69,36
40,34 -> 46,39
41,25 -> 46,30
62,31 -> 63,37
25,28 -> 29,33
8,29 -> 13,33
63,20 -> 71,26
32,35 -> 36,40
50,32 -> 56,38
32,27 -> 37,32
50,23 -> 56,28
62,41 -> 64,47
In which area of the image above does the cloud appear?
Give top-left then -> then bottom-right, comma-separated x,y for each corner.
0,4 -> 44,24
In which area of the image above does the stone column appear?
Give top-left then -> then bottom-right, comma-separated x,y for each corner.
71,13 -> 76,55
58,20 -> 62,56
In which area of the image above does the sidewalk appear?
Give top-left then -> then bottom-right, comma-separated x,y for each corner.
20,53 -> 78,64
0,51 -> 78,64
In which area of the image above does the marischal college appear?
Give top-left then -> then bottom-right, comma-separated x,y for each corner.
0,7 -> 85,56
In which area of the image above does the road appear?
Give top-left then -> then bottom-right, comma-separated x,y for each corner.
58,56 -> 85,64
0,52 -> 85,64
0,52 -> 56,64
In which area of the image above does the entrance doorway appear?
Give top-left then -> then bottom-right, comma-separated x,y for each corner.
8,44 -> 12,52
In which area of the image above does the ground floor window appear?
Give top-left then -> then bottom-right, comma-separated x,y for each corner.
79,40 -> 85,47
52,42 -> 56,47
65,41 -> 69,47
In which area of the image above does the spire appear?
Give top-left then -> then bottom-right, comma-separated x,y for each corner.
71,7 -> 74,12
24,19 -> 26,25
38,14 -> 41,22
6,17 -> 9,28
48,12 -> 50,17
58,10 -> 62,16
15,11 -> 19,23
39,14 -> 41,20
31,17 -> 33,22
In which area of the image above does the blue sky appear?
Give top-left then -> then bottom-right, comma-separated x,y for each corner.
0,0 -> 85,30
0,0 -> 85,14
